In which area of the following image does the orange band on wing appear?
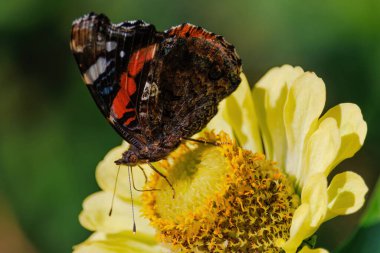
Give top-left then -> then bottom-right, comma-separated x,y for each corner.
124,116 -> 136,126
168,24 -> 216,40
112,73 -> 136,119
128,44 -> 157,77
111,44 -> 157,124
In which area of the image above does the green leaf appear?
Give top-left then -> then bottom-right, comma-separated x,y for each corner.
336,223 -> 380,253
360,178 -> 380,227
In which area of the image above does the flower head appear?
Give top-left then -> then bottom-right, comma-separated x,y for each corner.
74,65 -> 368,253
250,66 -> 368,251
142,66 -> 368,252
143,132 -> 300,252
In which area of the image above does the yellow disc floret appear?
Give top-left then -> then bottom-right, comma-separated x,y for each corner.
143,132 -> 300,252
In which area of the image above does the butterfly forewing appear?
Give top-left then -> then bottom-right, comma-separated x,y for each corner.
71,14 -> 162,149
71,13 -> 242,163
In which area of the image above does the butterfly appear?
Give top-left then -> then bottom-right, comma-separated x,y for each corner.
70,12 -> 242,174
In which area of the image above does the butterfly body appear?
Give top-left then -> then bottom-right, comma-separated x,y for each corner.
70,13 -> 242,165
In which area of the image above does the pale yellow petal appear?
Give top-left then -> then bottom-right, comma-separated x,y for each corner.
222,73 -> 262,152
325,171 -> 369,221
299,246 -> 329,253
96,145 -> 153,201
73,232 -> 162,253
302,118 -> 340,184
282,204 -> 311,253
87,232 -> 107,241
79,191 -> 155,236
284,174 -> 328,253
301,173 -> 328,227
204,99 -> 234,137
320,103 -> 367,170
283,72 -> 326,183
253,65 -> 304,167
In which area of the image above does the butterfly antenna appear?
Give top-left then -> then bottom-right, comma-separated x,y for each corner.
109,165 -> 121,216
128,166 -> 137,234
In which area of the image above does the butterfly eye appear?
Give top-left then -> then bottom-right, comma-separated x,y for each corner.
130,154 -> 138,164
208,65 -> 223,81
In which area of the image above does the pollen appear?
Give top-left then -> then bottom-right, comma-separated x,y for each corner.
142,132 -> 300,252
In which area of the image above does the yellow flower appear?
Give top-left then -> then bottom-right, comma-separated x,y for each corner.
73,144 -> 165,253
251,66 -> 368,252
74,65 -> 368,253
142,65 -> 368,252
143,132 -> 300,252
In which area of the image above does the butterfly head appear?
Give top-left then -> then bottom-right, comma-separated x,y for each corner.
115,150 -> 139,166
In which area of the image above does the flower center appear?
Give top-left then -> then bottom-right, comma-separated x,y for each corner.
143,132 -> 300,252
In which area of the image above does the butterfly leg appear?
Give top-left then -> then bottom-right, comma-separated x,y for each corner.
182,137 -> 234,146
137,164 -> 149,183
131,165 -> 160,192
147,162 -> 175,199
183,137 -> 218,146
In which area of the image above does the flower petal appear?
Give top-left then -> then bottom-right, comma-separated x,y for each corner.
302,117 -> 340,183
325,171 -> 369,221
221,73 -> 263,152
301,173 -> 328,227
79,191 -> 156,236
320,103 -> 367,169
282,203 -> 311,253
299,246 -> 329,253
73,232 -> 163,253
204,99 -> 234,137
283,174 -> 328,253
253,64 -> 304,167
283,72 -> 326,183
96,145 -> 153,201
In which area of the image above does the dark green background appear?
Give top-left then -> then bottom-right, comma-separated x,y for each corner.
0,1 -> 379,252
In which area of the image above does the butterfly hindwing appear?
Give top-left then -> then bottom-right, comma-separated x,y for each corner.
152,23 -> 242,139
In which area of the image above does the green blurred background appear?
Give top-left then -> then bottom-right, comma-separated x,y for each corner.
0,1 -> 379,252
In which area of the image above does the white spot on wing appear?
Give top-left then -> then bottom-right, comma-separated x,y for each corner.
120,51 -> 125,58
106,41 -> 117,52
141,82 -> 151,101
141,82 -> 159,100
83,57 -> 107,85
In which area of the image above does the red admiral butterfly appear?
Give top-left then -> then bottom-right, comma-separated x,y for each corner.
70,13 -> 242,169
